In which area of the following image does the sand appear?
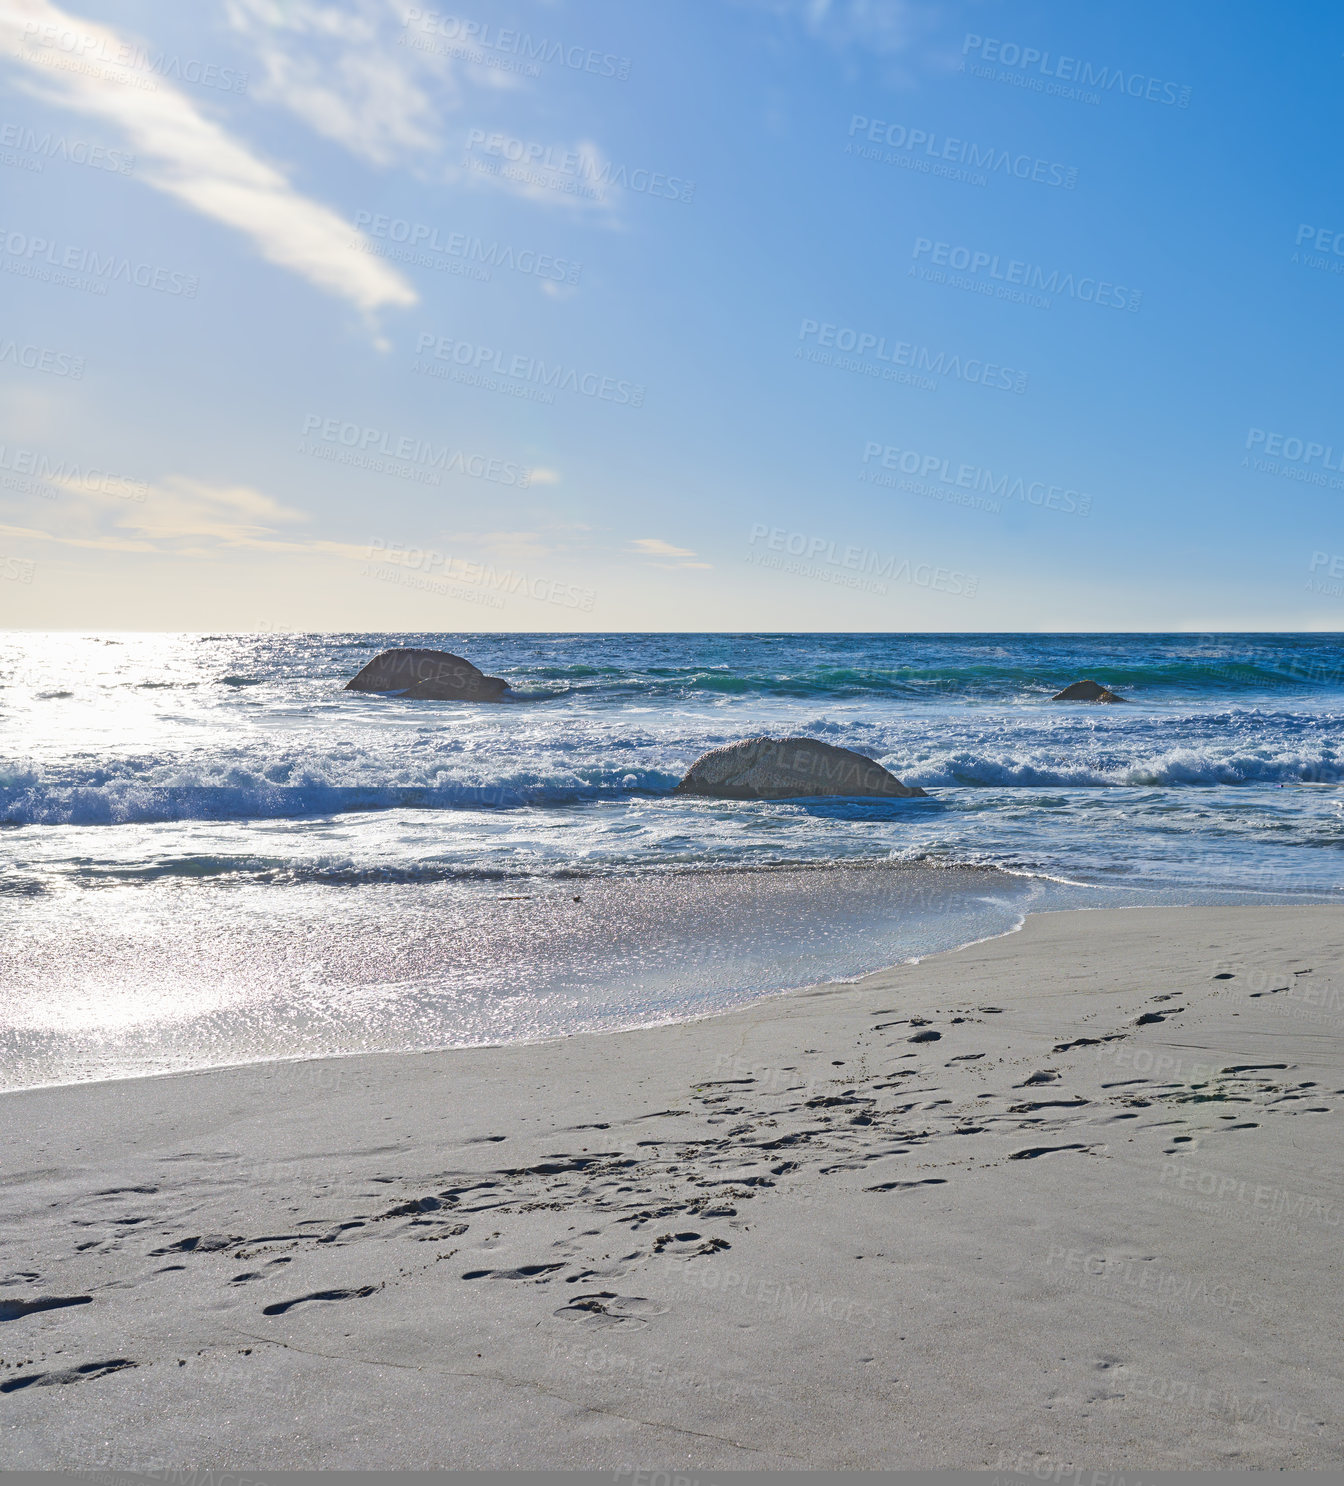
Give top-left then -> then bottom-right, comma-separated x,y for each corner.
2,906 -> 1342,1471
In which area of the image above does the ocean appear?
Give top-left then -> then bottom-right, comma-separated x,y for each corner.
3,631 -> 1342,1089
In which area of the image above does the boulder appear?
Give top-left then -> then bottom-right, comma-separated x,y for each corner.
1051,679 -> 1128,703
345,648 -> 508,702
674,736 -> 927,800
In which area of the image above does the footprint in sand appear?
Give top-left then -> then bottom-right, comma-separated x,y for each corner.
1053,1035 -> 1124,1053
553,1291 -> 667,1327
1,1359 -> 136,1392
0,1295 -> 92,1322
148,1235 -> 239,1256
652,1231 -> 730,1257
461,1263 -> 565,1282
262,1285 -> 380,1315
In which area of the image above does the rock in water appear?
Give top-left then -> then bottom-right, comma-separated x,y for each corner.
674,736 -> 927,800
1051,679 -> 1128,703
344,648 -> 509,702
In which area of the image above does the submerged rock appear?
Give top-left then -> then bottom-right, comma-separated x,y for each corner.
674,736 -> 927,800
1051,679 -> 1128,703
345,648 -> 509,702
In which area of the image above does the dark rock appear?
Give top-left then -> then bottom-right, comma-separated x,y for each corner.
345,648 -> 508,702
674,736 -> 927,800
1051,679 -> 1128,703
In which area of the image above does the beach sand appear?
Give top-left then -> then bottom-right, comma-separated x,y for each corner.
2,906 -> 1342,1470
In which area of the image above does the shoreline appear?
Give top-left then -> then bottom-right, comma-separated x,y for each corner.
3,904 -> 1343,1467
4,856 -> 1052,1095
6,879 -> 1339,1097
6,884 -> 1037,1100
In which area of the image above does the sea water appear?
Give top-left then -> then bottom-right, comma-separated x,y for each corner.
2,631 -> 1341,1087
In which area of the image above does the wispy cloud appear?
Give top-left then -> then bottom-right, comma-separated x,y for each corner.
0,0 -> 417,315
460,132 -> 619,215
743,0 -> 932,57
225,0 -> 451,167
0,517 -> 152,553
437,524 -> 592,562
8,480 -> 601,571
228,1 -> 621,217
10,473 -> 371,560
631,537 -> 712,570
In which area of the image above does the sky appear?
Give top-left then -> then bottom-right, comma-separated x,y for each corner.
0,0 -> 1342,632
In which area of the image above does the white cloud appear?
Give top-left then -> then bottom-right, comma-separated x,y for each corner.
225,0 -> 451,167
631,537 -> 712,570
0,517 -> 152,553
13,484 -> 602,573
12,472 -> 371,559
230,2 -> 622,217
0,0 -> 417,315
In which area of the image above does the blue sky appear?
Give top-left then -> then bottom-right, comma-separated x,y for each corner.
1,0 -> 1342,630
